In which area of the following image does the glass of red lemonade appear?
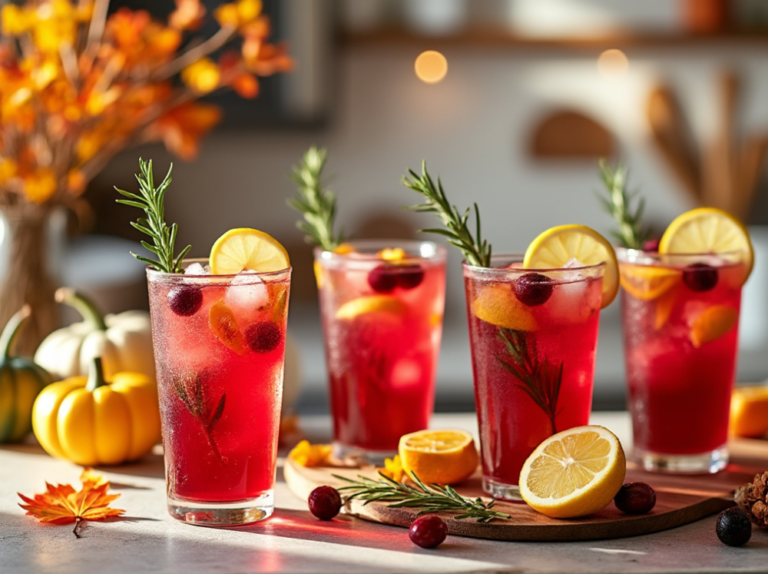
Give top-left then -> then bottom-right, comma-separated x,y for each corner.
464,255 -> 605,499
618,248 -> 747,473
147,259 -> 290,525
315,240 -> 446,461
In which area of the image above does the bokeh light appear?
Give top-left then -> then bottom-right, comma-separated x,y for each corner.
597,49 -> 629,78
415,50 -> 448,84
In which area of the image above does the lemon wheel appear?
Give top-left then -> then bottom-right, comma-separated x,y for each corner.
209,228 -> 290,274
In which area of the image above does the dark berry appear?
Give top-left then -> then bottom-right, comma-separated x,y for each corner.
308,486 -> 342,520
643,239 -> 660,252
514,273 -> 554,307
368,265 -> 397,293
683,263 -> 718,292
716,507 -> 752,547
409,515 -> 448,549
614,482 -> 656,514
245,321 -> 283,353
167,285 -> 203,316
396,265 -> 425,290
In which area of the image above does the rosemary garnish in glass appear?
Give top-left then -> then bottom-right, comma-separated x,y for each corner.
496,328 -> 563,434
403,161 -> 491,267
596,159 -> 651,249
173,373 -> 226,463
287,146 -> 345,252
116,158 -> 191,273
334,472 -> 511,523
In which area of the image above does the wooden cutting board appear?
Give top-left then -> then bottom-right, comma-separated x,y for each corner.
284,438 -> 768,542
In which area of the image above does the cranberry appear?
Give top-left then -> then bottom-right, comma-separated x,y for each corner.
514,273 -> 554,307
614,482 -> 656,514
642,239 -> 660,252
308,486 -> 342,520
245,321 -> 282,353
409,515 -> 448,548
396,265 -> 425,290
368,265 -> 397,293
716,507 -> 752,547
167,285 -> 203,316
683,263 -> 718,292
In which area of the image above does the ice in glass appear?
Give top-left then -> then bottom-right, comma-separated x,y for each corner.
147,260 -> 290,524
618,249 -> 746,473
463,257 -> 605,499
315,240 -> 446,459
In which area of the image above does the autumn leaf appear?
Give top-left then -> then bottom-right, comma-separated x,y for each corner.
18,469 -> 124,538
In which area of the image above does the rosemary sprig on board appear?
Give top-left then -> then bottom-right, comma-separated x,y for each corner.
287,146 -> 345,252
334,472 -> 511,523
496,328 -> 563,434
596,159 -> 651,249
403,161 -> 492,267
116,158 -> 191,273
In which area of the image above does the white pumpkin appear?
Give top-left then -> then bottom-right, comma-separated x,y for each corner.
35,288 -> 155,381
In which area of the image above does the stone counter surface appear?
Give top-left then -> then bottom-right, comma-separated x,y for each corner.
1,413 -> 767,574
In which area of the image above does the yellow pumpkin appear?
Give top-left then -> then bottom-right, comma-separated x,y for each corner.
35,288 -> 154,381
32,356 -> 160,465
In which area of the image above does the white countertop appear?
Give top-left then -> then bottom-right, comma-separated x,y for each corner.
1,412 -> 766,574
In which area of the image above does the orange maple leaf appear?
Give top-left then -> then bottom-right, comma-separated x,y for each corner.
18,469 -> 124,538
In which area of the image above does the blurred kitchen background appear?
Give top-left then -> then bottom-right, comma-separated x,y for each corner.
37,0 -> 768,412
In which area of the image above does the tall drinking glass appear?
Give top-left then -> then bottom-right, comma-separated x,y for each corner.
147,259 -> 291,525
463,255 -> 605,499
618,248 -> 745,473
315,240 -> 447,460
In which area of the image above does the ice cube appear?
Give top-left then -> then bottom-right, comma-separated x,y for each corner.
184,262 -> 208,275
547,278 -> 599,324
224,271 -> 269,321
390,358 -> 421,388
563,258 -> 584,268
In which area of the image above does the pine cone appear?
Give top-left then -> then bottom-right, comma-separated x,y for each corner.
735,471 -> 768,529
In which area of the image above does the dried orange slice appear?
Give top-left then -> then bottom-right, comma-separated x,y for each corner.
619,264 -> 680,301
689,305 -> 738,348
209,301 -> 245,354
398,429 -> 479,485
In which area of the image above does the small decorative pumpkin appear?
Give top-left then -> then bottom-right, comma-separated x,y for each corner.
0,306 -> 53,443
35,288 -> 155,381
32,356 -> 160,465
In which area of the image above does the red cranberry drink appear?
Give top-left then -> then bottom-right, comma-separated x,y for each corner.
618,207 -> 753,473
464,225 -> 618,499
315,241 -> 446,459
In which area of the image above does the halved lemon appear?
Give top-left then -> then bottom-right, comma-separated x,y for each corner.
659,207 -> 753,283
690,304 -> 738,348
619,264 -> 680,301
398,429 -> 479,485
471,284 -> 537,331
209,228 -> 290,274
523,225 -> 619,309
335,295 -> 407,320
519,425 -> 626,519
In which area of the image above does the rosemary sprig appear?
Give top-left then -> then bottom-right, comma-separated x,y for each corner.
596,159 -> 651,249
116,158 -> 191,273
403,161 -> 491,267
496,328 -> 563,434
173,373 -> 226,462
334,472 -> 511,523
287,146 -> 344,252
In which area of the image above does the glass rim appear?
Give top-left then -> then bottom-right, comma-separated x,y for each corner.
615,247 -> 747,262
146,257 -> 292,280
462,253 -> 606,275
314,239 -> 447,263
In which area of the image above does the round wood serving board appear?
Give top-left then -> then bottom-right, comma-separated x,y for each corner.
284,439 -> 768,542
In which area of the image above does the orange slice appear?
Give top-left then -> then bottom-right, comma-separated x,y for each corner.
619,264 -> 680,301
471,284 -> 537,331
690,305 -> 738,348
730,387 -> 768,438
209,301 -> 245,354
398,429 -> 479,485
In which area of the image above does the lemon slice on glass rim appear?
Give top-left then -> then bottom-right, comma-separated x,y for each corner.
523,225 -> 619,308
209,228 -> 290,274
659,207 -> 754,284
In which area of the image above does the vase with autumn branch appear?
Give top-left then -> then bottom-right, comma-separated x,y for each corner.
463,255 -> 605,500
0,0 -> 292,352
